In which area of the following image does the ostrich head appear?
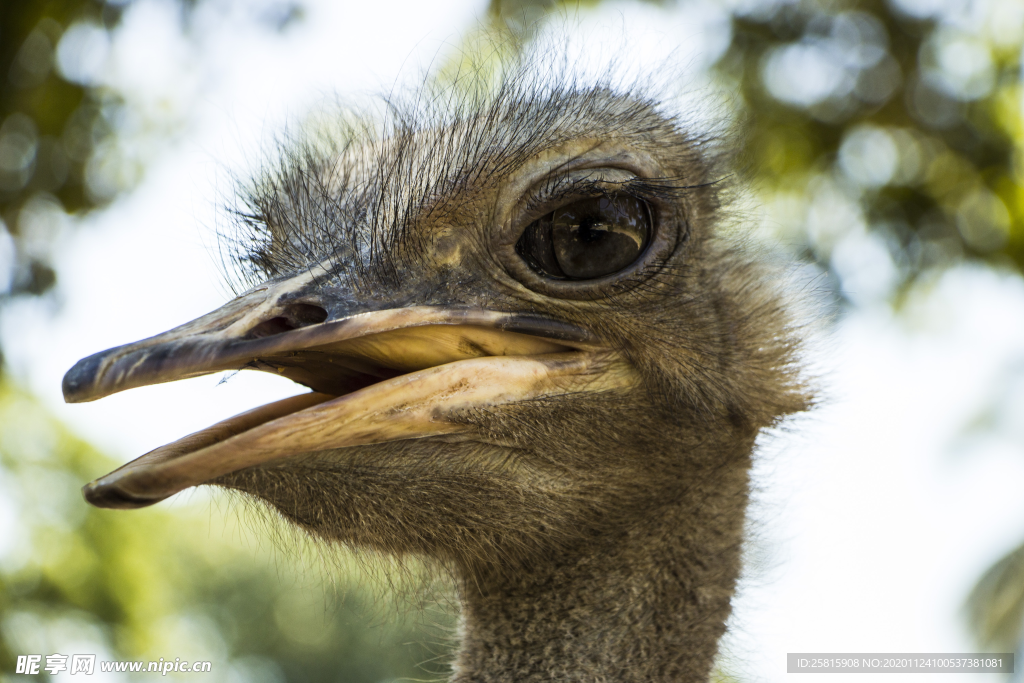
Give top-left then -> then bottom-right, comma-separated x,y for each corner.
63,60 -> 809,682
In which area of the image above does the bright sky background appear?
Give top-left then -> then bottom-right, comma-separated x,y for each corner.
2,0 -> 1024,681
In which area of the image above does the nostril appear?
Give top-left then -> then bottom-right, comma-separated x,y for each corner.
286,303 -> 328,325
246,303 -> 329,339
246,317 -> 295,339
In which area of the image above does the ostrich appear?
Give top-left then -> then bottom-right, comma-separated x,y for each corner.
62,57 -> 810,682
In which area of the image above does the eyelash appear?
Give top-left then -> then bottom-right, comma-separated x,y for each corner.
519,174 -> 659,224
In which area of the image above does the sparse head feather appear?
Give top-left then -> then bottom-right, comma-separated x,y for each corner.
222,44 -> 731,293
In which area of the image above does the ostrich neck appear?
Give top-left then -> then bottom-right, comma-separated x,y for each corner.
451,457 -> 751,683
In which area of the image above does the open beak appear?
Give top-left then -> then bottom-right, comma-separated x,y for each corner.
64,276 -> 632,510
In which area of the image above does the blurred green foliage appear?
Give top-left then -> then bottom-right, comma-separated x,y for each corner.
700,0 -> 1023,653
719,0 -> 1023,300
0,0 -> 130,300
0,0 -> 299,313
967,543 -> 1024,654
0,381 -> 454,682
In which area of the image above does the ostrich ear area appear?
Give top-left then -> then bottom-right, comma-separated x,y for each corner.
67,304 -> 633,510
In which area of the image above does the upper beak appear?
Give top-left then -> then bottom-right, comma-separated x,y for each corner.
64,274 -> 633,510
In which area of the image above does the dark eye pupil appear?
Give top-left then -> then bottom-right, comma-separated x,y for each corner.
516,196 -> 651,280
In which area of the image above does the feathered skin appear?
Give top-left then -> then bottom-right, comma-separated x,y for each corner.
69,52 -> 811,682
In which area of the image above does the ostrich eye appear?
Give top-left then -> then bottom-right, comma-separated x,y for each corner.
516,195 -> 652,280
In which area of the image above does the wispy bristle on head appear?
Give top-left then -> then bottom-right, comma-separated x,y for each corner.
217,31 -> 735,296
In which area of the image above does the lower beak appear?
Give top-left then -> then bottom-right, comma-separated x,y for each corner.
64,288 -> 633,509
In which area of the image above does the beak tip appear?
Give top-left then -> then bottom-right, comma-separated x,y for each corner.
82,479 -> 166,510
63,353 -> 104,403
